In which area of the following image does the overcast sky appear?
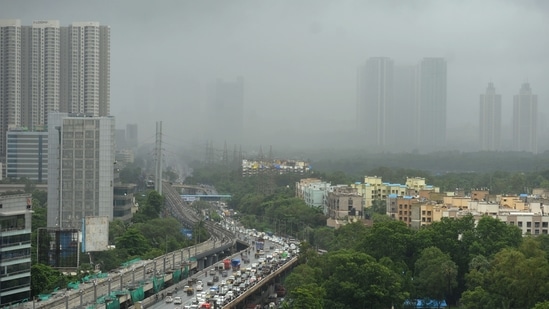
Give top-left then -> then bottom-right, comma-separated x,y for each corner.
2,0 -> 549,151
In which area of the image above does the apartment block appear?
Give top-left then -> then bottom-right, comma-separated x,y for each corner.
0,194 -> 32,305
326,186 -> 363,220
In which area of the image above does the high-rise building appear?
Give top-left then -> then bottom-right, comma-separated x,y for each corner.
416,58 -> 447,150
356,57 -> 394,146
513,83 -> 538,153
0,194 -> 32,305
126,123 -> 138,149
22,21 -> 60,131
0,19 -> 110,161
6,129 -> 48,182
393,65 -> 417,149
47,112 -> 115,229
207,77 -> 244,144
479,82 -> 502,151
60,22 -> 110,116
0,20 -> 22,160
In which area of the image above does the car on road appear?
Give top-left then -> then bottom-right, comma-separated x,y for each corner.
174,296 -> 182,305
165,296 -> 174,303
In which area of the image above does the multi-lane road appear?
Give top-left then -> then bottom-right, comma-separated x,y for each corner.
34,183 -> 236,309
148,237 -> 288,309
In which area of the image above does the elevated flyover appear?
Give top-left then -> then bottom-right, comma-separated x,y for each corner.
33,183 -> 237,309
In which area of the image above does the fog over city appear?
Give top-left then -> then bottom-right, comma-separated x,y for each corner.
3,0 -> 549,153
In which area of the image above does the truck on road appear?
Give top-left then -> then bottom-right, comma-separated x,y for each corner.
223,259 -> 231,270
231,258 -> 241,271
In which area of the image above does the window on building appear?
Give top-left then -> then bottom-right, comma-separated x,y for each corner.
527,222 -> 532,228
518,221 -> 523,227
535,222 -> 540,228
543,222 -> 548,228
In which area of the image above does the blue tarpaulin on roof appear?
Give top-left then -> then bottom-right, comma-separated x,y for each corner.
404,299 -> 448,308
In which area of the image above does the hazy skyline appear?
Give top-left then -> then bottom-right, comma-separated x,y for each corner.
2,0 -> 549,152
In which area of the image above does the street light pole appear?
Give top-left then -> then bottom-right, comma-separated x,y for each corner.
93,280 -> 97,302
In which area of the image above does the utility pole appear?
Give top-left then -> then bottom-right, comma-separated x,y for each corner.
154,121 -> 163,194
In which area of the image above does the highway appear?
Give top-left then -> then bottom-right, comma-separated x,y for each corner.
34,183 -> 236,309
147,237 -> 288,309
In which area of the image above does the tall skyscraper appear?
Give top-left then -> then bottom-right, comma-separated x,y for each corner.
207,77 -> 244,144
47,112 -> 115,229
20,20 -> 60,130
0,19 -> 110,161
126,123 -> 138,149
0,20 -> 22,159
393,65 -> 417,149
60,22 -> 110,116
356,57 -> 394,146
513,83 -> 538,153
416,58 -> 447,150
479,82 -> 502,151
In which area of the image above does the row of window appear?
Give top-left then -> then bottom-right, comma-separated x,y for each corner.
510,221 -> 549,228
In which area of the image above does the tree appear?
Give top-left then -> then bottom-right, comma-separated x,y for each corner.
469,215 -> 522,257
414,247 -> 458,307
357,220 -> 413,264
463,238 -> 549,309
284,264 -> 321,292
115,227 -> 150,257
316,250 -> 407,308
288,283 -> 325,309
31,264 -> 66,296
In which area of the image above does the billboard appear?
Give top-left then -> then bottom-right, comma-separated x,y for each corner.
82,216 -> 109,252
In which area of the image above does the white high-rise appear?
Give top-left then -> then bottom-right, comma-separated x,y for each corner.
0,19 -> 110,161
513,83 -> 538,153
416,58 -> 447,150
357,57 -> 394,147
24,20 -> 60,130
479,83 -> 502,151
47,112 -> 115,229
60,22 -> 110,117
0,20 -> 22,158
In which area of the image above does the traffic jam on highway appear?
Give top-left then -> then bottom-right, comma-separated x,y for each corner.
165,222 -> 300,309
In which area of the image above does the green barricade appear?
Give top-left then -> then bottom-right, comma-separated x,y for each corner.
130,286 -> 145,302
38,294 -> 51,301
121,257 -> 142,268
106,298 -> 120,309
182,265 -> 189,279
152,277 -> 164,293
67,282 -> 79,290
97,272 -> 108,278
173,269 -> 182,283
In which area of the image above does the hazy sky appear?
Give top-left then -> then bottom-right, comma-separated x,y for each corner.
2,0 -> 549,150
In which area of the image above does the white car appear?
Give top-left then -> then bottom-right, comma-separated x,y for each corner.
173,297 -> 182,305
165,296 -> 174,303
